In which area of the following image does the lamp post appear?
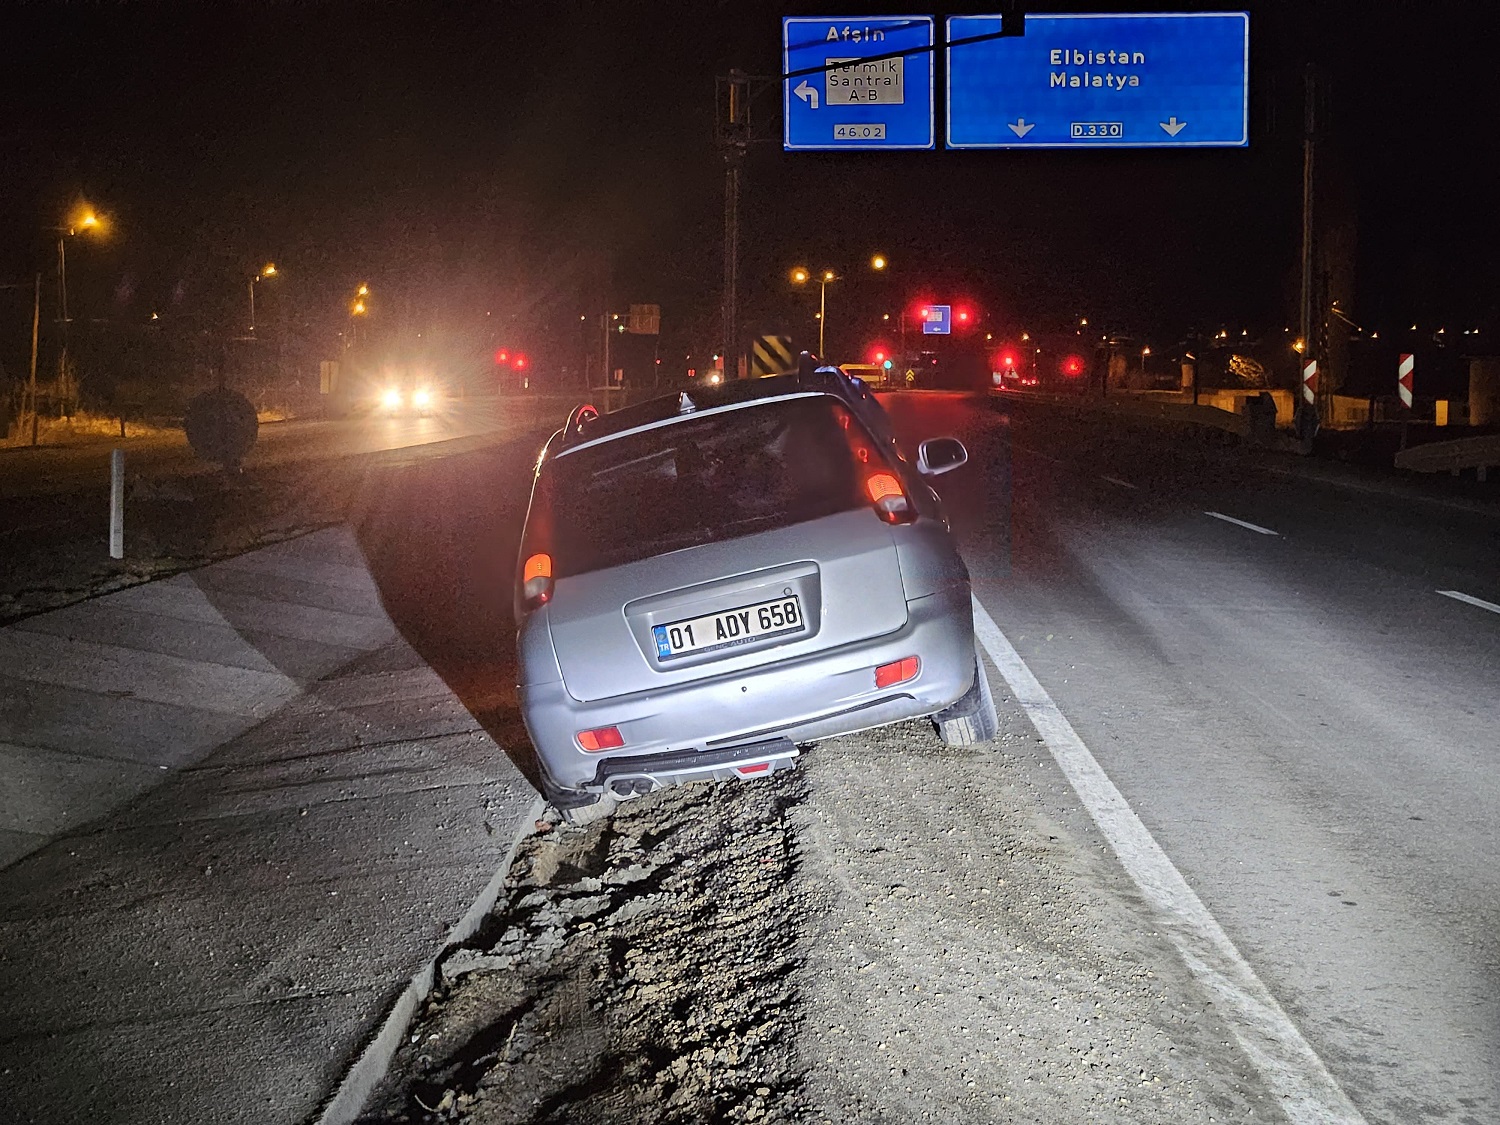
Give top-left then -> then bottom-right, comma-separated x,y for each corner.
248,263 -> 278,335
46,207 -> 105,420
791,267 -> 839,357
53,210 -> 103,330
347,284 -> 369,350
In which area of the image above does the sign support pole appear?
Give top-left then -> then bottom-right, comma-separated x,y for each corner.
1298,64 -> 1318,421
721,70 -> 749,379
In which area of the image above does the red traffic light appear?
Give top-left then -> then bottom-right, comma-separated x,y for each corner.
494,349 -> 509,365
1062,355 -> 1085,377
1001,352 -> 1016,368
513,353 -> 528,370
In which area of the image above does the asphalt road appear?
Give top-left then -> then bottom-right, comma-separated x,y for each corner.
884,391 -> 1500,1125
5,387 -> 1496,1123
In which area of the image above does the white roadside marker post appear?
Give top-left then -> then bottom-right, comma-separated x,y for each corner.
109,448 -> 124,559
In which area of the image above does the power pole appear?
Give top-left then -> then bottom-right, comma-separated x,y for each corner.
721,70 -> 749,378
1297,63 -> 1319,431
29,273 -> 40,445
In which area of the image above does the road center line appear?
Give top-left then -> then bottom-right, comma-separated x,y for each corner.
971,597 -> 1366,1125
1205,510 -> 1280,536
1436,589 -> 1500,615
1100,475 -> 1138,489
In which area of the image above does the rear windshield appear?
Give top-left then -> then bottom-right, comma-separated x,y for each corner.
535,396 -> 873,577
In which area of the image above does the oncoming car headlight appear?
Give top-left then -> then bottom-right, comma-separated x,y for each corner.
412,387 -> 432,408
380,388 -> 402,410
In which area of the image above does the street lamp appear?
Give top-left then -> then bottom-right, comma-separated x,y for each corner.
249,262 -> 278,334
347,284 -> 370,349
790,267 -> 840,356
871,254 -> 887,271
51,205 -> 107,330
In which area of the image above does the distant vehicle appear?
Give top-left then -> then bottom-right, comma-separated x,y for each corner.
838,361 -> 892,388
513,365 -> 997,821
373,368 -> 439,416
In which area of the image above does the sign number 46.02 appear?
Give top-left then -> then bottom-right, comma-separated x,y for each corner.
834,123 -> 886,140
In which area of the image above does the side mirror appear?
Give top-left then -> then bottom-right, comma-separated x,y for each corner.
916,436 -> 968,476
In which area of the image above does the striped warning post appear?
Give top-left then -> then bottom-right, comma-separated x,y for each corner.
1301,358 -> 1318,405
750,335 -> 795,378
1398,353 -> 1414,408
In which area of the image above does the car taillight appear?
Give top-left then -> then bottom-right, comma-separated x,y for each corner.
875,655 -> 920,689
577,726 -> 624,752
865,472 -> 914,524
521,552 -> 554,609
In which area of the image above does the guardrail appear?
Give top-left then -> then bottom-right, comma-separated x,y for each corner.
1393,433 -> 1500,480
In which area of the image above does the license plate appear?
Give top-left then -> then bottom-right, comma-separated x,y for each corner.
653,595 -> 804,661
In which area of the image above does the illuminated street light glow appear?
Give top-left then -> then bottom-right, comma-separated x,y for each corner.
790,267 -> 809,284
871,254 -> 887,270
261,263 -> 278,277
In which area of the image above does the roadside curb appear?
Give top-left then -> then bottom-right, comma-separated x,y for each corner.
312,794 -> 547,1125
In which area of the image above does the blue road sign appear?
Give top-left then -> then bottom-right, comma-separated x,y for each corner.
784,16 -> 935,151
921,305 -> 951,335
947,13 -> 1249,149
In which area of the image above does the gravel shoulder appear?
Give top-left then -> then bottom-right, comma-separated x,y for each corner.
356,679 -> 1285,1124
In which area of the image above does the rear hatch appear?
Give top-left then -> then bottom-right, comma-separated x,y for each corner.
530,394 -> 910,702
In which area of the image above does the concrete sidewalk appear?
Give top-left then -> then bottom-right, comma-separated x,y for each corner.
0,528 -> 537,1125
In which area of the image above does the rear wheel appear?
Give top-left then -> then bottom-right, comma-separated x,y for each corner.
933,650 -> 999,746
540,771 -> 619,826
558,793 -> 618,827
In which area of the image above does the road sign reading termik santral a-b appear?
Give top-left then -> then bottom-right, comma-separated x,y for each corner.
783,17 -> 935,150
947,13 -> 1248,149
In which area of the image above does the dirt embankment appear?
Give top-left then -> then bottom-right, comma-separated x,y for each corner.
358,706 -> 1280,1124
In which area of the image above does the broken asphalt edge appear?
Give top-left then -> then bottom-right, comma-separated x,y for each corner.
311,793 -> 547,1125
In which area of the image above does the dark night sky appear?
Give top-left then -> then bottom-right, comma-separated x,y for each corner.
3,0 -> 1499,370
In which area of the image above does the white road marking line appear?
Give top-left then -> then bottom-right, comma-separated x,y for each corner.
1100,475 -> 1138,489
1206,510 -> 1280,536
971,596 -> 1367,1125
1437,589 -> 1500,615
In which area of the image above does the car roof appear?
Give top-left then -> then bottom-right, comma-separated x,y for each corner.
552,366 -> 879,455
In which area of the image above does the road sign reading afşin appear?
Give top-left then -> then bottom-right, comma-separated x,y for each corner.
783,16 -> 935,151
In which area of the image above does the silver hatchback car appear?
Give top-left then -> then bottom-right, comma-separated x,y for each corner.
514,365 -> 996,820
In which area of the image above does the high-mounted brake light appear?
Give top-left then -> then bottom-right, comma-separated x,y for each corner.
577,726 -> 624,752
521,552 -> 554,609
865,472 -> 914,524
875,656 -> 920,689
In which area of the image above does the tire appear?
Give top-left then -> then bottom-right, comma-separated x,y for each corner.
558,793 -> 619,827
933,650 -> 999,746
539,770 -> 618,827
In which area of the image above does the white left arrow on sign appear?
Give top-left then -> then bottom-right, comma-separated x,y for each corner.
794,80 -> 819,109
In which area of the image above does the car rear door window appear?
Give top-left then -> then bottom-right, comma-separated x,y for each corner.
540,397 -> 869,577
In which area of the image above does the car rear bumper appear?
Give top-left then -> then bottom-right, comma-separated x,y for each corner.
519,586 -> 974,793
